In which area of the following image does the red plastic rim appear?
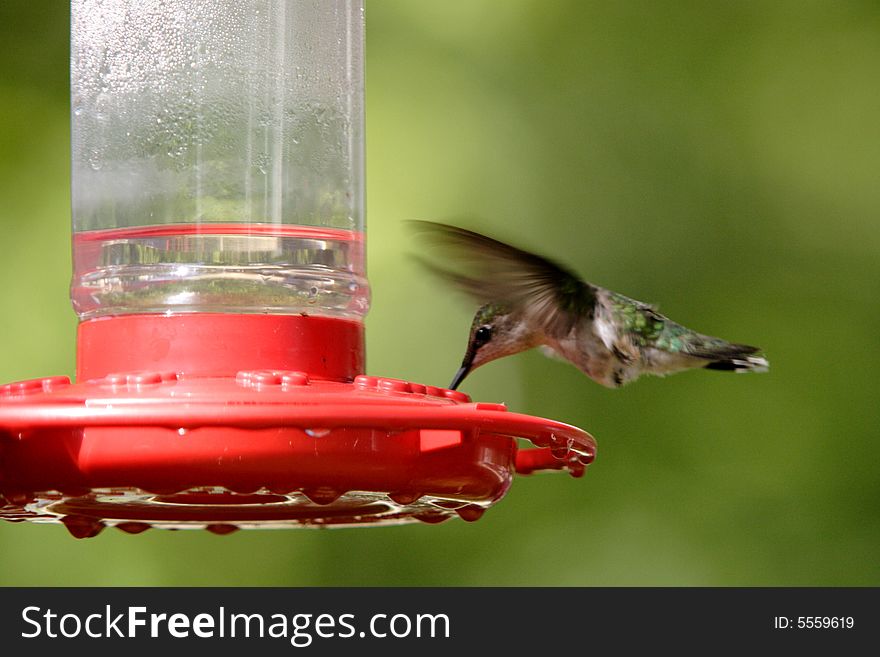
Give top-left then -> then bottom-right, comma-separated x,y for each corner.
74,223 -> 364,242
0,371 -> 596,536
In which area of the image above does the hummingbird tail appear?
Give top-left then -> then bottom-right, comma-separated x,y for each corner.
704,353 -> 769,373
683,338 -> 769,374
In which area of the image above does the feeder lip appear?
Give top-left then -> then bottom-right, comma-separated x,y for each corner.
0,369 -> 595,536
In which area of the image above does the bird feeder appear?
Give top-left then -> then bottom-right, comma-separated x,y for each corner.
0,0 -> 595,538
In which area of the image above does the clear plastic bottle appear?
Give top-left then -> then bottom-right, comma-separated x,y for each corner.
70,0 -> 367,321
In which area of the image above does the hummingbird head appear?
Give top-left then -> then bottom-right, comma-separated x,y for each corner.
449,303 -> 539,390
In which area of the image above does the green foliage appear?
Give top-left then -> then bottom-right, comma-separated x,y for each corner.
1,0 -> 878,585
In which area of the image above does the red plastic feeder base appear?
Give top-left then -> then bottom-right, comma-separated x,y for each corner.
0,315 -> 596,537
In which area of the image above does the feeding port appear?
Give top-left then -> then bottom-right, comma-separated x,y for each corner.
0,0 -> 596,538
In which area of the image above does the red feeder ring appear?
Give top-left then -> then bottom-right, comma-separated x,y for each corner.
0,314 -> 596,537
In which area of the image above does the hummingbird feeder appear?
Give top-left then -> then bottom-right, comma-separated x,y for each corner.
0,0 -> 595,538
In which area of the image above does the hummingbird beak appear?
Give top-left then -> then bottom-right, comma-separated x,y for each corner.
449,364 -> 471,391
449,349 -> 477,390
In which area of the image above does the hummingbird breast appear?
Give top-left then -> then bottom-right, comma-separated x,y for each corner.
543,323 -> 628,388
542,318 -> 704,388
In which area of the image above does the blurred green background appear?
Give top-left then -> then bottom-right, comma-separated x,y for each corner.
1,0 -> 878,585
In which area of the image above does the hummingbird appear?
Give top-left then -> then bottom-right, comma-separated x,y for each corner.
410,221 -> 769,390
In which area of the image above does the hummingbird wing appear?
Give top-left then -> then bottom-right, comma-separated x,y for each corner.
409,220 -> 597,337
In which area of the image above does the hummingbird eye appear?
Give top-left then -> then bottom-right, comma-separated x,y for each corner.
474,325 -> 493,346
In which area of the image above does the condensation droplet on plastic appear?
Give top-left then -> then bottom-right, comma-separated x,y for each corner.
88,149 -> 102,171
304,428 -> 330,438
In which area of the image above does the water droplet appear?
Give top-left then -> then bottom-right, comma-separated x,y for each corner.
305,428 -> 330,438
456,505 -> 486,522
414,511 -> 450,525
87,148 -> 103,171
388,491 -> 422,505
177,428 -> 187,436
302,487 -> 342,505
62,515 -> 105,539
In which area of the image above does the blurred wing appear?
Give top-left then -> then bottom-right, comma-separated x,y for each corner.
409,220 -> 596,337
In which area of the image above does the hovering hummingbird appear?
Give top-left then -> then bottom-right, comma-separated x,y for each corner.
410,221 -> 769,390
